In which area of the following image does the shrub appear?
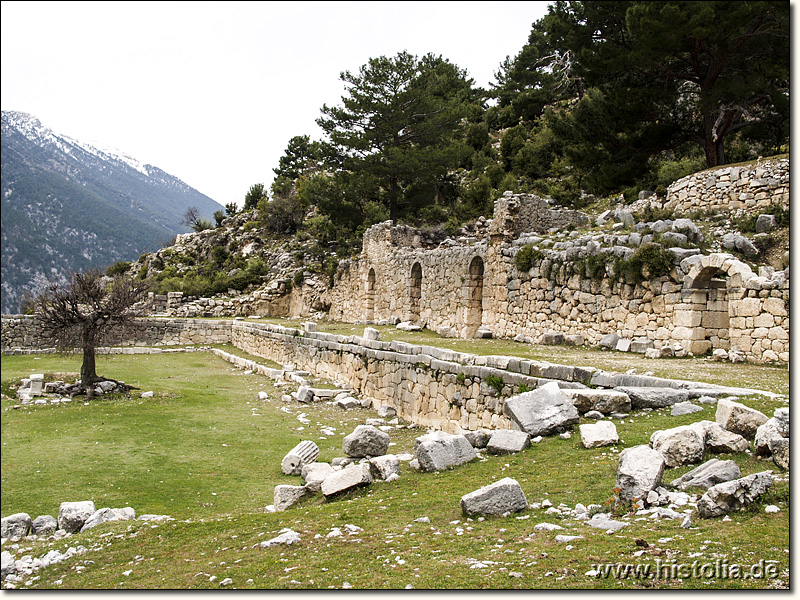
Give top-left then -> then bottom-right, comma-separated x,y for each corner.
485,375 -> 504,395
106,261 -> 132,277
515,244 -> 544,272
614,244 -> 674,283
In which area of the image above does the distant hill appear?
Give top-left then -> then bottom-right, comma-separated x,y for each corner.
1,111 -> 224,313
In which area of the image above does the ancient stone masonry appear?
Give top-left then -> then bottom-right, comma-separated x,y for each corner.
659,157 -> 788,215
1,315 -> 232,352
325,185 -> 789,364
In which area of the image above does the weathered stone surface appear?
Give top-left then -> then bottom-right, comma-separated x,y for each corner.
773,407 -> 789,437
294,385 -> 314,403
716,398 -> 768,439
669,458 -> 742,490
671,402 -> 704,416
342,425 -> 390,458
377,405 -> 397,419
599,333 -> 620,349
260,528 -> 301,547
80,507 -> 136,532
486,429 -> 531,454
770,438 -> 789,470
690,420 -> 749,453
650,425 -> 705,467
616,445 -> 666,503
754,418 -> 784,456
363,327 -> 380,341
31,515 -> 58,536
57,501 -> 96,534
281,440 -> 320,475
616,387 -> 689,409
697,471 -> 773,518
504,382 -> 580,436
1,513 -> 32,538
542,332 -> 565,345
563,389 -> 631,415
463,429 -> 491,448
579,421 -> 619,448
301,462 -> 335,492
1,550 -> 16,579
369,454 -> 401,480
460,477 -> 528,517
415,432 -> 477,472
586,514 -> 627,532
321,463 -> 373,497
274,485 -> 308,511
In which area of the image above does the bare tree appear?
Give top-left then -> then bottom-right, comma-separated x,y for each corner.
33,269 -> 148,397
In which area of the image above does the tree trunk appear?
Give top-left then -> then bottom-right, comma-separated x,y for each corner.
81,343 -> 98,396
703,111 -> 726,168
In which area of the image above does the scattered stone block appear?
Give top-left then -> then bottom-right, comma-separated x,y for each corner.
1,513 -> 32,538
274,485 -> 308,511
363,327 -> 380,341
301,462 -> 335,492
650,425 -> 705,467
563,389 -> 631,415
321,463 -> 373,497
31,515 -> 58,536
716,398 -> 768,439
460,477 -> 528,517
690,421 -> 749,453
586,514 -> 627,532
615,339 -> 632,352
504,382 -> 580,437
57,501 -> 96,534
579,421 -> 619,448
463,429 -> 491,448
542,332 -> 565,345
369,454 -> 401,480
616,386 -> 689,409
377,405 -> 397,419
616,445 -> 666,504
342,425 -> 390,458
486,429 -> 531,454
599,333 -> 620,349
697,471 -> 773,518
669,458 -> 742,490
754,418 -> 784,456
629,338 -> 654,353
80,507 -> 136,532
260,528 -> 301,547
414,432 -> 477,472
770,438 -> 789,470
671,402 -> 704,416
281,440 -> 320,475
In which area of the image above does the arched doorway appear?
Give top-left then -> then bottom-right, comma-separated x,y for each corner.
365,268 -> 376,321
465,256 -> 484,337
409,262 -> 422,320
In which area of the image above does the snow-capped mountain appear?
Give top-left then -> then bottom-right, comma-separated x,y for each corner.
1,110 -> 224,314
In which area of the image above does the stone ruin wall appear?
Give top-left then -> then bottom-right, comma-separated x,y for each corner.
658,156 -> 789,215
1,315 -> 232,352
325,188 -> 789,364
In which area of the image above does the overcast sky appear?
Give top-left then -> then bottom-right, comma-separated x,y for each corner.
1,1 -> 551,210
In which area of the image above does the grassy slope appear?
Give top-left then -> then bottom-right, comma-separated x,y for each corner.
0,341 -> 789,590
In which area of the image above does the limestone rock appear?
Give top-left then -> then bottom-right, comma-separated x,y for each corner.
281,440 -> 320,475
415,432 -> 477,472
342,425 -> 390,458
586,514 -> 627,532
669,458 -> 742,490
773,407 -> 789,437
463,429 -> 491,448
599,333 -> 620,349
671,402 -> 704,416
31,515 -> 58,536
369,454 -> 401,480
650,425 -> 705,467
377,405 -> 397,419
486,429 -> 531,454
80,507 -> 136,532
615,445 -> 666,504
57,501 -> 96,534
503,382 -> 580,436
321,463 -> 373,497
563,389 -> 631,415
770,438 -> 789,470
1,513 -> 32,538
697,472 -> 773,518
579,421 -> 619,448
460,477 -> 528,517
716,398 -> 768,439
616,386 -> 689,409
754,418 -> 784,456
260,528 -> 301,547
301,462 -> 335,492
274,485 -> 308,511
690,420 -> 749,454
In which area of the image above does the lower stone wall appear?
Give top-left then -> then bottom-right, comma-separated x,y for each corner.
1,316 -> 232,351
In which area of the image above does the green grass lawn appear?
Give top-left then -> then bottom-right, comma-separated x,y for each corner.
0,344 -> 789,589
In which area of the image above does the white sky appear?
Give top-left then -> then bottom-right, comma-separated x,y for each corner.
1,0 -> 552,209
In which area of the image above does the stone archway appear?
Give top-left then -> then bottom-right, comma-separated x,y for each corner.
365,267 -> 376,322
409,262 -> 422,321
465,256 -> 484,337
672,254 -> 754,354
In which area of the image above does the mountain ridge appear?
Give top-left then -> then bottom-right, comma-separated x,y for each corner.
1,110 -> 224,314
